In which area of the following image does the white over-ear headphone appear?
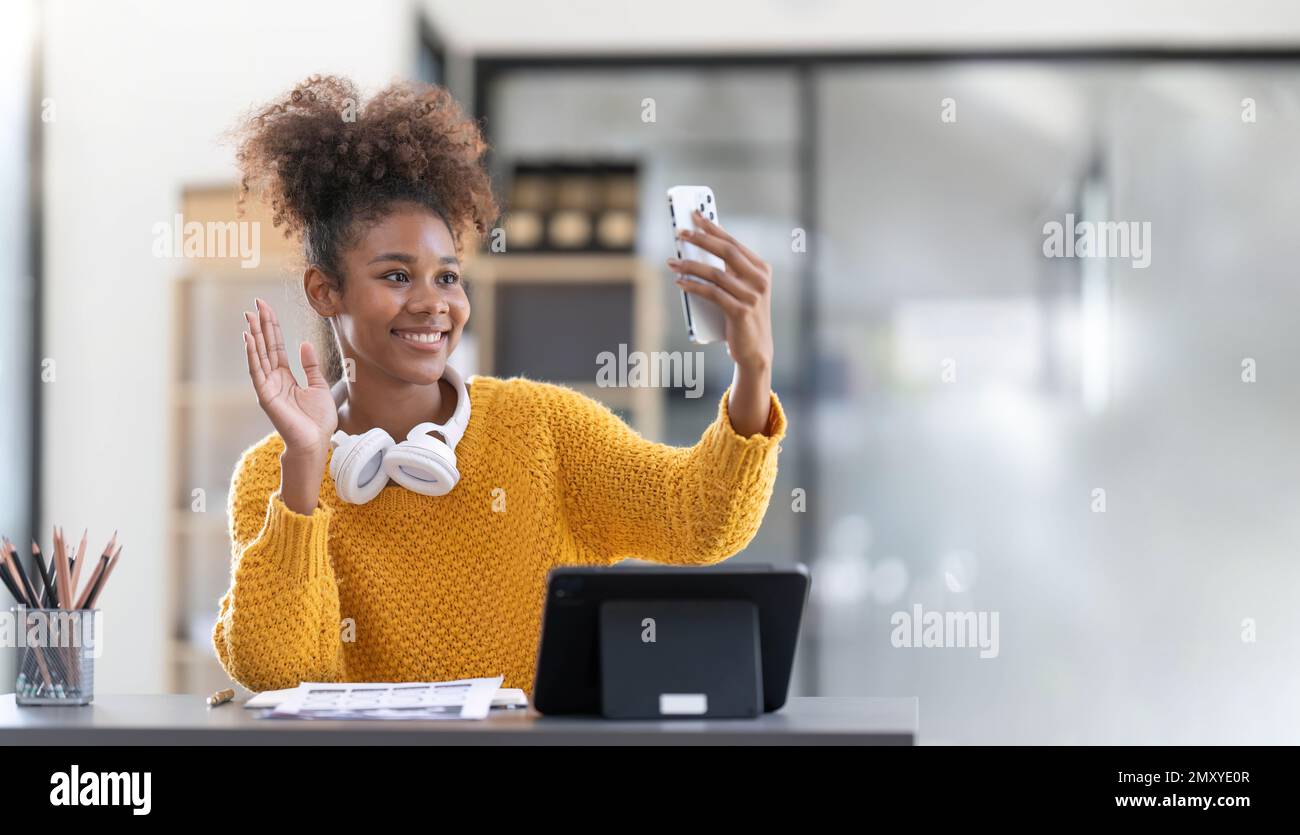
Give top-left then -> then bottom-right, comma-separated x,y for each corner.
328,363 -> 471,504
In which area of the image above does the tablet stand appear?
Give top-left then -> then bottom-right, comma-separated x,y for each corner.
598,599 -> 763,719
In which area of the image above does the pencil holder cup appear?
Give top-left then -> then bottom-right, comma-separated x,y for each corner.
12,608 -> 101,706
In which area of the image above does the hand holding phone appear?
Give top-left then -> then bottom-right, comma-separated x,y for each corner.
667,185 -> 728,344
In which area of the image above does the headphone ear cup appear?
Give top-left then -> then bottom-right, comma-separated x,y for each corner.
383,435 -> 460,497
329,428 -> 395,504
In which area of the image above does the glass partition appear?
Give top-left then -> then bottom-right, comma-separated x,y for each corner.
482,59 -> 1300,742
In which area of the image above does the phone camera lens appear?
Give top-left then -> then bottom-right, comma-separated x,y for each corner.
706,194 -> 712,203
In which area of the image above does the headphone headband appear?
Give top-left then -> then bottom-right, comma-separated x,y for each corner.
412,362 -> 470,448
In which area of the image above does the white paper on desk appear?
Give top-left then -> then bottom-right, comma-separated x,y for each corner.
244,687 -> 298,709
266,676 -> 504,721
247,685 -> 527,711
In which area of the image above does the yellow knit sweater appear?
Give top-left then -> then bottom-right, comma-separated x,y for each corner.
212,374 -> 788,696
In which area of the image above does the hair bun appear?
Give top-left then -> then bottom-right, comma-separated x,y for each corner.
232,74 -> 499,255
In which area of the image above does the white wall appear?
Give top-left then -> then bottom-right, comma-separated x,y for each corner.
42,0 -> 417,693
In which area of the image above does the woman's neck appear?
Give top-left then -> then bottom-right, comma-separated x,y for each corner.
336,373 -> 457,443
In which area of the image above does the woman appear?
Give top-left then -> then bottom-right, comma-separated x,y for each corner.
212,75 -> 787,695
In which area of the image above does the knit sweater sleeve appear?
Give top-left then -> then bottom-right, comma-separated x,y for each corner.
549,383 -> 787,566
211,440 -> 345,692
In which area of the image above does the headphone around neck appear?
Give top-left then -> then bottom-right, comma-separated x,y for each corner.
327,363 -> 471,503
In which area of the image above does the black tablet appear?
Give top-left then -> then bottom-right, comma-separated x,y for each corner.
531,563 -> 809,717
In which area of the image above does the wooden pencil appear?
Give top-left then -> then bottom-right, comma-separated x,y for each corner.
0,545 -> 24,603
29,541 -> 56,607
53,526 -> 70,612
73,550 -> 112,610
68,528 -> 88,606
3,538 -> 38,606
80,530 -> 117,608
85,544 -> 121,609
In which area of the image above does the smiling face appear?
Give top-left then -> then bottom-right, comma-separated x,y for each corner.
311,202 -> 469,387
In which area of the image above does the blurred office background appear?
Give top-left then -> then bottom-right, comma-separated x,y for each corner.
2,0 -> 1299,742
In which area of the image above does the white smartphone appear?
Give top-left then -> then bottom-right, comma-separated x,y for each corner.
667,185 -> 727,344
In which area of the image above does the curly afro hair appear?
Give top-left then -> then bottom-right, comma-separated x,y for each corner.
234,73 -> 499,272
231,74 -> 499,382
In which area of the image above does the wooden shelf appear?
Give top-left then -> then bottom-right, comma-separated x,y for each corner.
172,510 -> 227,536
468,253 -> 646,283
174,383 -> 259,408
